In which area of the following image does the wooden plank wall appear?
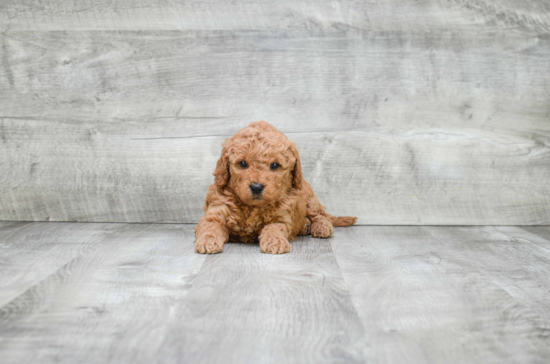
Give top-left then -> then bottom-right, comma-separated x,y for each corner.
1,0 -> 549,224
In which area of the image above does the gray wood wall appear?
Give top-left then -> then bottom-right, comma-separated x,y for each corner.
1,0 -> 549,224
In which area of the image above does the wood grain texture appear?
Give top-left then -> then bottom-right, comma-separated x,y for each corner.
2,223 -> 550,363
1,1 -> 550,224
425,226 -> 550,327
0,221 -> 122,307
158,239 -> 366,363
1,0 -> 548,32
2,119 -> 550,224
0,224 -> 365,364
330,226 -> 550,363
522,225 -> 550,241
0,223 -> 207,363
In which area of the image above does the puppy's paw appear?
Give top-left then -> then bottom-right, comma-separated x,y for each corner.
195,236 -> 224,254
311,218 -> 334,238
298,217 -> 311,236
260,233 -> 291,254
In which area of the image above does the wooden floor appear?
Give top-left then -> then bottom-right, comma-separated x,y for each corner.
1,222 -> 549,363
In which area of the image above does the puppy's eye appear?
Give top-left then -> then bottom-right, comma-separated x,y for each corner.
239,160 -> 248,168
270,162 -> 280,170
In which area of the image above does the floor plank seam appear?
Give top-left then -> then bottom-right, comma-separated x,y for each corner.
0,223 -> 152,313
422,226 -> 550,340
326,230 -> 370,347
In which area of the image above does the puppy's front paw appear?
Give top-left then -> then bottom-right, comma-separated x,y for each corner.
311,218 -> 333,238
195,236 -> 224,254
260,233 -> 291,254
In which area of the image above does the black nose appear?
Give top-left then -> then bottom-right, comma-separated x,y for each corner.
250,183 -> 264,195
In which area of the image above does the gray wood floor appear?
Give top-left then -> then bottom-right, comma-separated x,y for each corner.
1,222 -> 549,363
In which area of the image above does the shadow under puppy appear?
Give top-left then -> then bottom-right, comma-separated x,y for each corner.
195,120 -> 357,254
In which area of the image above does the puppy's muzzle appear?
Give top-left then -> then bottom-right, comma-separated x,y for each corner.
249,183 -> 264,197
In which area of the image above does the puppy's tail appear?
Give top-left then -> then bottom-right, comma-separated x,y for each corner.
326,213 -> 357,227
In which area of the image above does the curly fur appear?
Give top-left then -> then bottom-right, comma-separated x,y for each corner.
195,120 -> 357,254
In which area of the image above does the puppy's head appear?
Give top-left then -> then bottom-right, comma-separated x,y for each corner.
213,120 -> 302,206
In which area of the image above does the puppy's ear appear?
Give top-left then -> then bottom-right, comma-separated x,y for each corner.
213,144 -> 230,188
289,143 -> 303,189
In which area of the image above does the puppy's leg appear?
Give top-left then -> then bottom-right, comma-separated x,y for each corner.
300,180 -> 334,238
195,220 -> 228,254
298,217 -> 311,236
195,206 -> 229,254
310,215 -> 334,239
259,223 -> 291,254
195,219 -> 228,254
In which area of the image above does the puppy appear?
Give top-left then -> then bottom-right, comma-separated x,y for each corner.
195,120 -> 357,254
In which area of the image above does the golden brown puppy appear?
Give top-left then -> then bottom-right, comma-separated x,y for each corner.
195,120 -> 357,254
